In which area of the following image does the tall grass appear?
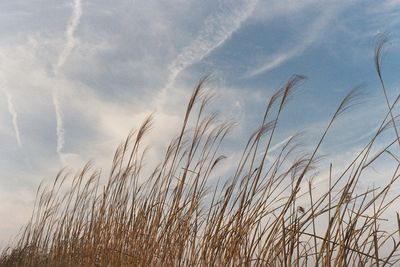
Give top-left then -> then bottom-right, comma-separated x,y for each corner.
1,41 -> 400,266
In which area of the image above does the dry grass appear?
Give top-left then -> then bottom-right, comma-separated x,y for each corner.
1,42 -> 400,266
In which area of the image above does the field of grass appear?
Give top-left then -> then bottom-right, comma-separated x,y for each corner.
1,41 -> 400,266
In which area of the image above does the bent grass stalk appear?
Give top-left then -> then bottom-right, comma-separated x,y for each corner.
1,42 -> 400,266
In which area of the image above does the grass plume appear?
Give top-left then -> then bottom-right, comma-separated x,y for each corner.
1,43 -> 400,266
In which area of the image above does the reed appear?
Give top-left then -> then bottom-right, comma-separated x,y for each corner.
1,41 -> 400,266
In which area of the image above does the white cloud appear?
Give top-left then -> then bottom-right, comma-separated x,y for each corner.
54,0 -> 83,76
3,91 -> 22,147
53,0 -> 83,160
155,0 -> 258,110
52,91 -> 64,155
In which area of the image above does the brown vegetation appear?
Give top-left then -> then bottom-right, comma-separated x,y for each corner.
1,41 -> 400,266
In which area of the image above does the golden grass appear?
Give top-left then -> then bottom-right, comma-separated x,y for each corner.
1,41 -> 400,266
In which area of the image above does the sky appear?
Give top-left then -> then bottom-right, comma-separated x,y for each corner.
1,0 -> 400,246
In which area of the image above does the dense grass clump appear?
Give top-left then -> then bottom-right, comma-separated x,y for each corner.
1,42 -> 400,266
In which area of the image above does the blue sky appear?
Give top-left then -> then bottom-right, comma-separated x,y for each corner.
1,0 -> 400,245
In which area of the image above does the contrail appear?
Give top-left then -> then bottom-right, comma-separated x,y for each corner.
53,91 -> 64,154
53,0 -> 82,156
55,0 -> 83,76
269,135 -> 294,154
243,5 -> 340,79
155,0 -> 258,109
52,91 -> 64,156
4,91 -> 22,147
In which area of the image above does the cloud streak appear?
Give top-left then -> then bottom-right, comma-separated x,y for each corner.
53,0 -> 83,158
156,0 -> 258,108
52,91 -> 65,155
55,0 -> 83,75
4,91 -> 22,148
269,135 -> 295,154
243,6 -> 340,78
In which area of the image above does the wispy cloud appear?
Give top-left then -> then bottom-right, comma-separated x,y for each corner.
385,0 -> 400,7
53,0 -> 83,158
3,91 -> 22,148
54,0 -> 83,76
52,91 -> 64,155
156,0 -> 258,108
269,135 -> 295,154
243,6 -> 340,79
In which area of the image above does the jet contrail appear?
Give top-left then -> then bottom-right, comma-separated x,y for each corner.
4,91 -> 22,147
55,0 -> 83,76
155,0 -> 258,109
53,0 -> 82,157
269,135 -> 294,154
243,4 -> 340,79
53,91 -> 64,154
